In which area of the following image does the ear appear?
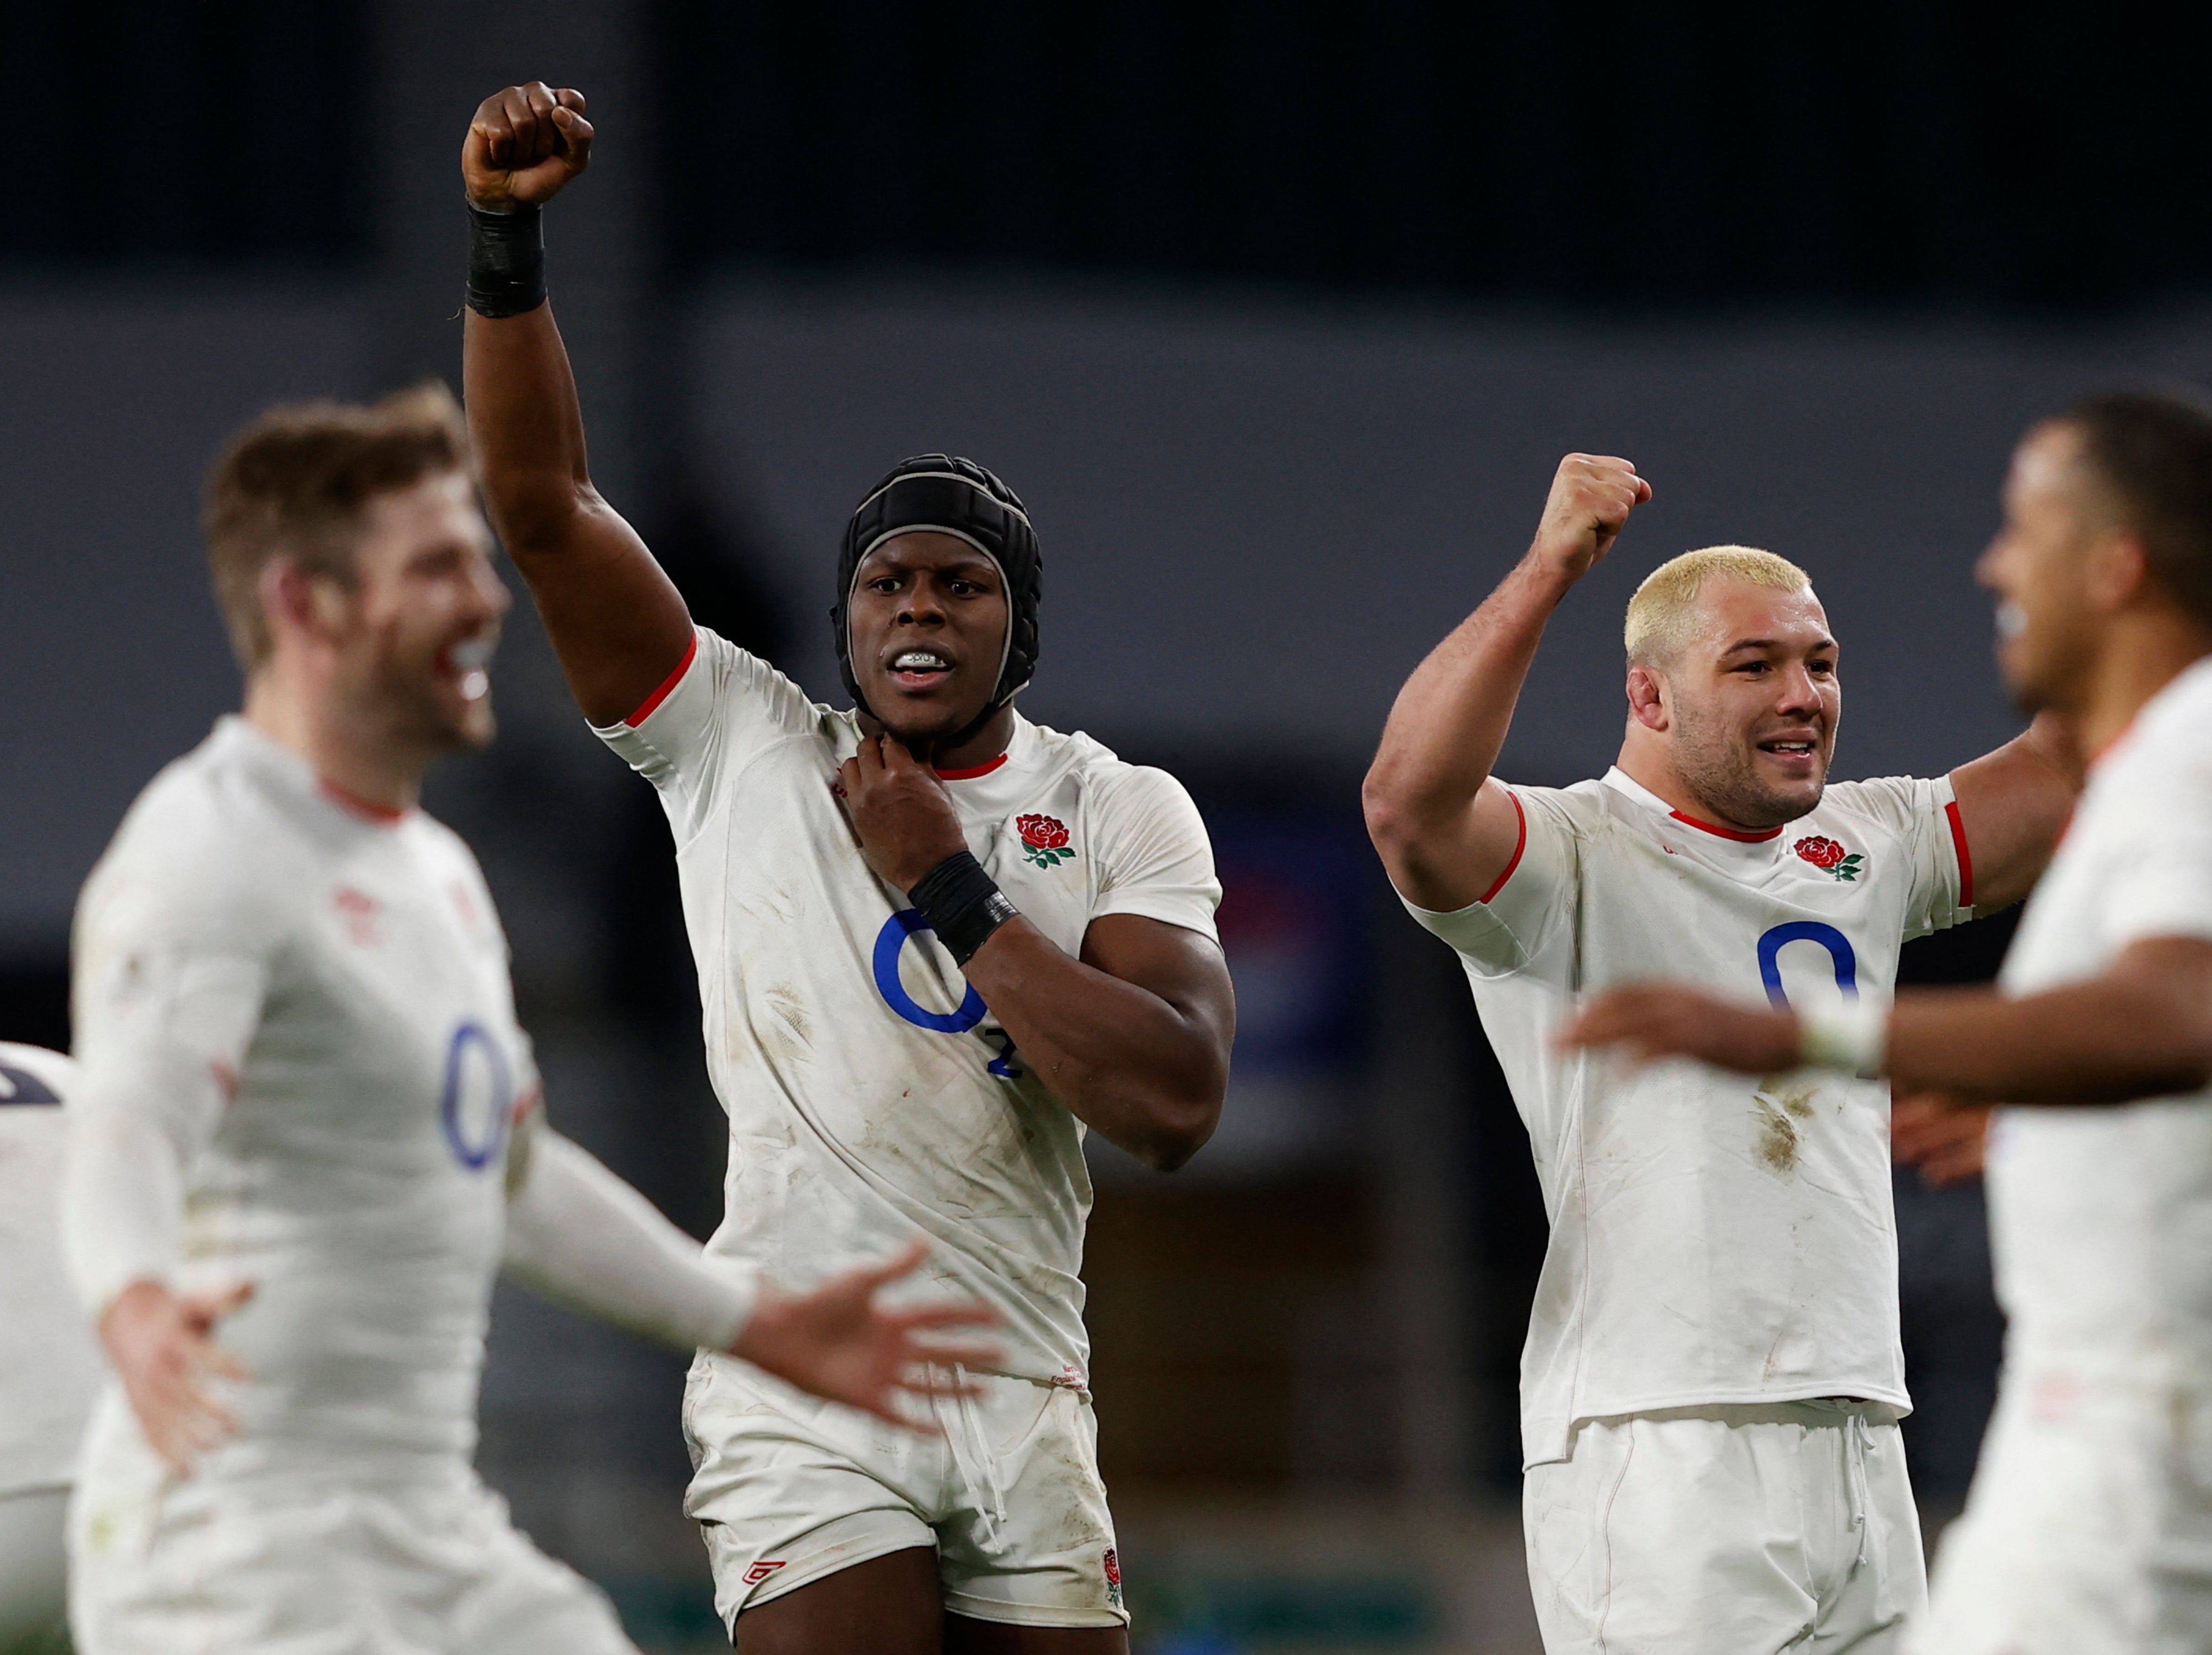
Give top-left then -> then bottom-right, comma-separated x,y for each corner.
2083,528 -> 2153,614
258,558 -> 353,650
1626,662 -> 1670,732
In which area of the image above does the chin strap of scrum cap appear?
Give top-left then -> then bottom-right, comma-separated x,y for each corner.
831,454 -> 1042,746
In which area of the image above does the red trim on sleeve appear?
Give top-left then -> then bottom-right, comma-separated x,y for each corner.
624,631 -> 700,729
1479,789 -> 1528,905
1667,809 -> 1784,843
1945,798 -> 1975,910
934,752 -> 1010,781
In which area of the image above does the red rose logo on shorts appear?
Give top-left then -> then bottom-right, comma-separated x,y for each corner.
1793,835 -> 1865,882
1103,1546 -> 1123,1609
1017,813 -> 1076,869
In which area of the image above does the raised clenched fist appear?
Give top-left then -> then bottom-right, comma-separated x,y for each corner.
463,83 -> 594,209
1528,453 -> 1652,585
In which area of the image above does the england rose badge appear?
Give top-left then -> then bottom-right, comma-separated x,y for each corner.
1793,835 -> 1865,882
1017,813 -> 1075,869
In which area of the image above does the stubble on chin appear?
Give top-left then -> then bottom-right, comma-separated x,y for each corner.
1670,711 -> 1826,830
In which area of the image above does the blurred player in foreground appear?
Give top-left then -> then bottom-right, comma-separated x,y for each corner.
1365,456 -> 2079,1652
459,85 -> 1233,1653
0,1043 -> 99,1655
1563,392 -> 2212,1653
61,389 -> 996,1655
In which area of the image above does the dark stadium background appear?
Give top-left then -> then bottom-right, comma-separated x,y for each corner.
0,2 -> 2186,1647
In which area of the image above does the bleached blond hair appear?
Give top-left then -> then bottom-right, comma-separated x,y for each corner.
1623,544 -> 1814,666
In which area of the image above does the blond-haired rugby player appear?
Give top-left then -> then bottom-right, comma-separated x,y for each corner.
1363,454 -> 2079,1653
1565,392 -> 2212,1655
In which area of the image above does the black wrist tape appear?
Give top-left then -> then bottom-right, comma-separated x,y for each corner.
909,851 -> 1018,967
466,200 -> 547,318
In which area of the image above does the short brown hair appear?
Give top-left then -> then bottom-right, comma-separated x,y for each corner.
203,382 -> 472,667
2061,390 -> 2212,631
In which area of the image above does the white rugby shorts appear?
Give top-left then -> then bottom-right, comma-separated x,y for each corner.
1911,1370 -> 2212,1655
683,1352 -> 1126,1634
68,1426 -> 633,1655
1524,1399 -> 1924,1654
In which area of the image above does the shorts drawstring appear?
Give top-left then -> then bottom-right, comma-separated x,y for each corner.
1845,1406 -> 1874,1571
939,1364 -> 1008,1542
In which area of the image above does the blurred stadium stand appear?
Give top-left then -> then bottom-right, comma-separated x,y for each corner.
2,2 -> 2195,1647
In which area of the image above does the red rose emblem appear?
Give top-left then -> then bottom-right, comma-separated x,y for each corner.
1794,835 -> 1846,870
1018,814 -> 1069,851
1103,1547 -> 1121,1587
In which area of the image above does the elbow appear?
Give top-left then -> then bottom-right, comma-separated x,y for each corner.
1128,1071 -> 1227,1174
480,470 -> 595,559
1361,770 -> 1418,860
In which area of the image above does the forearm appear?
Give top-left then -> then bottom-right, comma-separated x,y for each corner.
462,302 -> 599,556
963,922 -> 1227,1170
502,1130 -> 757,1350
1887,976 -> 2212,1104
1364,559 -> 1566,827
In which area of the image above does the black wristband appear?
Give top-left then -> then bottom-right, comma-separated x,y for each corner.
909,851 -> 1019,967
466,199 -> 547,318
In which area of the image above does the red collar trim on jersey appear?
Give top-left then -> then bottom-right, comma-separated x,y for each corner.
934,752 -> 1009,781
1666,809 -> 1783,843
318,779 -> 407,825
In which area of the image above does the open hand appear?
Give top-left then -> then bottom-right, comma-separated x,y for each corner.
1893,1091 -> 1993,1186
464,83 -> 594,209
834,736 -> 971,891
1556,984 -> 1803,1073
730,1239 -> 1003,1431
1530,453 -> 1652,584
99,1279 -> 254,1475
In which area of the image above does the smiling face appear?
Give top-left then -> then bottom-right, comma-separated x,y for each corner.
1637,577 -> 1842,828
324,470 -> 510,755
846,531 -> 1011,746
1977,421 -> 2108,716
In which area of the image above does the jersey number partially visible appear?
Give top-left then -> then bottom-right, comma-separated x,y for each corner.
0,1064 -> 59,1105
440,1021 -> 513,1170
873,909 -> 1022,1080
1756,920 -> 1859,1009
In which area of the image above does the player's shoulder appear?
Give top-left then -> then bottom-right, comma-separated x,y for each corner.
0,1042 -> 73,1102
88,721 -> 315,932
1505,775 -> 1617,835
2106,657 -> 2212,796
1808,774 -> 1948,846
1026,722 -> 1195,810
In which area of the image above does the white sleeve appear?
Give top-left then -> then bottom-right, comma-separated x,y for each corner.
1823,774 -> 1971,937
63,942 -> 267,1318
501,1116 -> 758,1353
1398,783 -> 1578,976
589,626 -> 824,840
1086,765 -> 1222,943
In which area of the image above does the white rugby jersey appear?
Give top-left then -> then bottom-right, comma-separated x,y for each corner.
595,628 -> 1221,1384
66,717 -> 537,1474
0,1042 -> 102,1496
1408,766 -> 1971,1464
1990,656 -> 2212,1385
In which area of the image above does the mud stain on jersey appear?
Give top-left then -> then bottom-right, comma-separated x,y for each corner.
763,987 -> 812,1056
1752,1078 -> 1819,1175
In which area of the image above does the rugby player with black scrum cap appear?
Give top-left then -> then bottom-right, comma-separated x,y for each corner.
457,83 -> 1236,1654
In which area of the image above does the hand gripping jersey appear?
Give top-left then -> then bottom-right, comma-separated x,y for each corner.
1991,656 -> 2212,1385
0,1043 -> 100,1497
66,717 -> 539,1476
595,628 -> 1222,1384
1407,766 -> 1970,1465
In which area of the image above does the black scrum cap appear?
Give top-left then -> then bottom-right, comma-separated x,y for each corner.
832,454 -> 1042,723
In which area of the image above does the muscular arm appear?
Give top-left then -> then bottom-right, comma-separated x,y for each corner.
1947,711 -> 2083,913
1556,937 -> 2212,1106
962,912 -> 1235,1172
461,83 -> 692,725
1362,455 -> 1650,912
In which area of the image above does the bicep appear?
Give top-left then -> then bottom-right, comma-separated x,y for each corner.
1079,914 -> 1236,1052
509,494 -> 696,727
1372,777 -> 1526,914
1949,716 -> 2083,913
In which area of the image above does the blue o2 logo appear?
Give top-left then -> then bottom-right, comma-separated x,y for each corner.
871,910 -> 1022,1078
873,910 -> 987,1033
1756,921 -> 1859,1010
440,1021 -> 513,1170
